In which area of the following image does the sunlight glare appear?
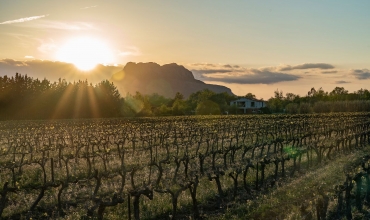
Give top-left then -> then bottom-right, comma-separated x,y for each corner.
56,37 -> 114,71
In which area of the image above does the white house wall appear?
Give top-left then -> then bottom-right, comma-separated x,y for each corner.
230,98 -> 266,113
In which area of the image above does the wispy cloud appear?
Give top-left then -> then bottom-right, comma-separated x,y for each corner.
31,21 -> 95,30
81,5 -> 98,9
118,47 -> 141,56
37,39 -> 57,53
194,69 -> 233,74
202,70 -> 301,84
0,15 -> 49,25
322,70 -> 338,74
335,80 -> 350,84
278,63 -> 335,71
351,69 -> 370,80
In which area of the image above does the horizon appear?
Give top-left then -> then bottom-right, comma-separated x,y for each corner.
1,1 -> 370,100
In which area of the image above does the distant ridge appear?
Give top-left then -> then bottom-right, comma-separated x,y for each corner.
111,62 -> 234,97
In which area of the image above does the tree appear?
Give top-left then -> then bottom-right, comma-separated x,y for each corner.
228,103 -> 239,114
174,92 -> 184,101
95,80 -> 122,117
330,87 -> 348,96
285,93 -> 299,102
209,92 -> 236,113
172,99 -> 186,115
285,103 -> 299,114
186,89 -> 216,111
132,92 -> 152,116
268,89 -> 284,113
195,100 -> 221,115
147,93 -> 171,108
244,93 -> 256,99
330,87 -> 348,101
158,104 -> 171,116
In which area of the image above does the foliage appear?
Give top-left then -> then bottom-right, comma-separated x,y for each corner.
0,73 -> 122,119
195,100 -> 221,115
3,73 -> 370,118
270,87 -> 370,114
267,89 -> 284,113
244,93 -> 256,99
299,102 -> 312,114
0,74 -> 238,118
285,103 -> 299,114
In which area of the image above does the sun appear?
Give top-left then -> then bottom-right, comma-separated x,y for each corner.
56,36 -> 114,71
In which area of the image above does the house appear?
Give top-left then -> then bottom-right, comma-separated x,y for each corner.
230,98 -> 267,114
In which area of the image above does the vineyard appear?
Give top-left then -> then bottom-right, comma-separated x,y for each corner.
0,113 -> 370,219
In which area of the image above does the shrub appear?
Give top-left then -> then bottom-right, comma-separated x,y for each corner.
313,101 -> 331,113
196,100 -> 221,115
299,102 -> 312,114
285,103 -> 299,114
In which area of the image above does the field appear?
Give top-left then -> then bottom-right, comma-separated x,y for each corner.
0,113 -> 370,219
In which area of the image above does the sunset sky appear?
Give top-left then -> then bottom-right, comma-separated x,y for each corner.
1,0 -> 370,99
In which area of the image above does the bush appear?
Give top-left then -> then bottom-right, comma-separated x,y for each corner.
196,100 -> 221,115
285,103 -> 299,114
260,107 -> 272,114
299,102 -> 312,114
313,101 -> 331,113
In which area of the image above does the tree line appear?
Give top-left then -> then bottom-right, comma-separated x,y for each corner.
0,73 -> 122,119
122,89 -> 237,117
268,87 -> 370,114
1,73 -> 369,119
0,73 -> 238,119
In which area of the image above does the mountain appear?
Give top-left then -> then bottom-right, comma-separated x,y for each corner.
111,62 -> 234,98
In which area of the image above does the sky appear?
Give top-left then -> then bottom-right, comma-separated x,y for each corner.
1,0 -> 370,99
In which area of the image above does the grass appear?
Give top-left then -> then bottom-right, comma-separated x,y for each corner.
211,145 -> 370,220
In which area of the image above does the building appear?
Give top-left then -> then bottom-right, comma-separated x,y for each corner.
230,98 -> 267,114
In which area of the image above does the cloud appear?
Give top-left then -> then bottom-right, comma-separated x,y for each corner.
118,47 -> 141,56
322,70 -> 338,74
192,69 -> 233,74
351,69 -> 370,80
278,63 -> 335,71
190,63 -> 242,75
0,59 -> 28,66
0,15 -> 48,25
191,63 -> 216,67
37,39 -> 57,53
81,5 -> 98,9
28,20 -> 95,30
0,59 -> 122,84
189,63 -> 300,84
203,69 -> 301,84
24,56 -> 34,59
335,80 -> 350,84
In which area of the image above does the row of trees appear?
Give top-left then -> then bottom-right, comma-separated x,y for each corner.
1,73 -> 369,119
0,73 -> 239,119
122,89 -> 237,117
0,73 -> 122,119
268,87 -> 370,113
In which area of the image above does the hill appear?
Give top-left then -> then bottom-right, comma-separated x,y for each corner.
111,62 -> 234,97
